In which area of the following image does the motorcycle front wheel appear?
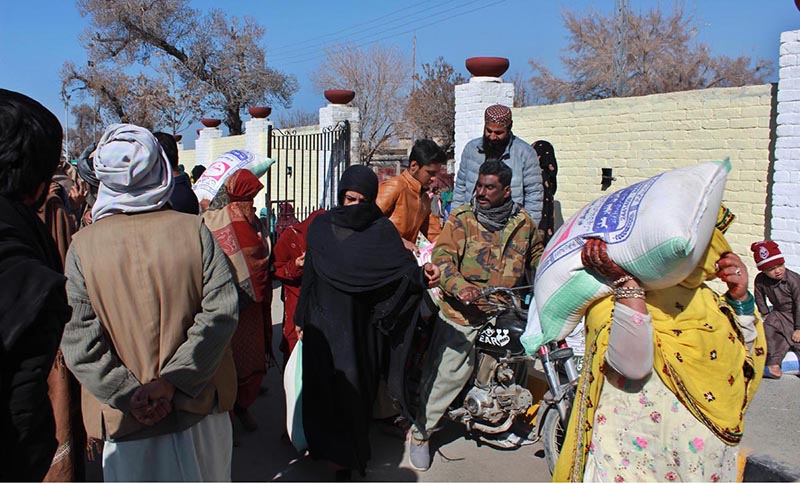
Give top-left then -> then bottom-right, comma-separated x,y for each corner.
541,407 -> 568,475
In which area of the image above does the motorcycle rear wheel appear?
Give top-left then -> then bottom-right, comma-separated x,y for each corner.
541,408 -> 567,475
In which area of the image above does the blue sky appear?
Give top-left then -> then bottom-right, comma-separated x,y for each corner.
1,0 -> 798,149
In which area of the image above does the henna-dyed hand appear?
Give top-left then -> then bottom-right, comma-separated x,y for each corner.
581,238 -> 630,284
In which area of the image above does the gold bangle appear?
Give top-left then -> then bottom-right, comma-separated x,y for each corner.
613,286 -> 646,299
612,275 -> 635,287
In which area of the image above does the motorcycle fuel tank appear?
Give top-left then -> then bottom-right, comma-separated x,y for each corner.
477,313 -> 526,356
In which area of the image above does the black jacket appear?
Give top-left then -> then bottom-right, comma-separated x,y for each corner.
0,196 -> 71,481
169,173 -> 200,215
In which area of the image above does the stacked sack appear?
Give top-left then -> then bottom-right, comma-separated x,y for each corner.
523,159 -> 731,354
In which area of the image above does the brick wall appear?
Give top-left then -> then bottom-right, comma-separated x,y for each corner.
511,84 -> 776,280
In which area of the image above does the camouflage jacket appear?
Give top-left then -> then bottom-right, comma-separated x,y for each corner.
433,204 -> 543,326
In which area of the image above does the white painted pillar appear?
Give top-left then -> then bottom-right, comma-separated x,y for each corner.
245,118 -> 272,156
195,126 -> 222,167
318,104 -> 361,207
453,76 -> 514,175
773,29 -> 800,267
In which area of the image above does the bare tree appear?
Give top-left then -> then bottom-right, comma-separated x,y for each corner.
62,62 -> 167,130
403,57 -> 465,153
153,56 -> 204,135
528,4 -> 773,103
313,44 -> 410,163
276,109 -> 318,129
67,0 -> 297,134
67,103 -> 103,156
508,71 -> 532,108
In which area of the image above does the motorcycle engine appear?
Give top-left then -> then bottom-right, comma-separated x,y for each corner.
464,384 -> 534,424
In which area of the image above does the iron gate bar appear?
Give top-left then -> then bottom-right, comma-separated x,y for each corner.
265,120 -> 350,244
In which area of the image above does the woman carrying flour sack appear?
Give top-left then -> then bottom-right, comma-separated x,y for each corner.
555,207 -> 766,482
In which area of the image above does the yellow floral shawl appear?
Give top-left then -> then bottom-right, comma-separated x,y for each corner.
553,230 -> 767,482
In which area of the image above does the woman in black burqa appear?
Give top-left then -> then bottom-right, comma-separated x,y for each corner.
294,165 -> 439,478
533,140 -> 558,245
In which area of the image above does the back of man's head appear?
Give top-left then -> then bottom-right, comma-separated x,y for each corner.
153,132 -> 179,171
191,164 -> 206,183
409,139 -> 446,168
478,160 -> 512,187
0,89 -> 63,201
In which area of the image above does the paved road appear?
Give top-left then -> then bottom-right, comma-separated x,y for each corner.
232,288 -> 553,481
740,372 -> 800,481
232,357 -> 552,482
88,285 -> 799,481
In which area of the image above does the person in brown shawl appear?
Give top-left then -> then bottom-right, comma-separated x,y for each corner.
36,178 -> 88,481
203,169 -> 273,431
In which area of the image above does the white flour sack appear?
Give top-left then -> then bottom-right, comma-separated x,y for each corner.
522,159 -> 730,354
192,150 -> 276,202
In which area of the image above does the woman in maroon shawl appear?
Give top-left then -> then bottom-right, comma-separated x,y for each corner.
273,208 -> 325,362
203,169 -> 271,431
275,201 -> 300,239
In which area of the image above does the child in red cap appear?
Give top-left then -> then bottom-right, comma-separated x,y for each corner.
751,240 -> 800,378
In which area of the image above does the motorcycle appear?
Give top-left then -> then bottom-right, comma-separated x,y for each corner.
404,286 -> 579,474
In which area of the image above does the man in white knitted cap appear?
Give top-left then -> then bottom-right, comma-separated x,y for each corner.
60,124 -> 239,481
452,104 -> 543,224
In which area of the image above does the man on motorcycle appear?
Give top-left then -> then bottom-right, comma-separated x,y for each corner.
408,160 -> 544,471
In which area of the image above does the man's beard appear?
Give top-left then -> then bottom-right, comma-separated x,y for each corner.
483,135 -> 510,161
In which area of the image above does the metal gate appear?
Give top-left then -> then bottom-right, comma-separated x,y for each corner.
265,120 -> 351,241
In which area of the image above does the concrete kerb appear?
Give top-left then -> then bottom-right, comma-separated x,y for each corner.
744,453 -> 800,482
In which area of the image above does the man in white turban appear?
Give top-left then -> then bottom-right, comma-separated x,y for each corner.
61,124 -> 240,481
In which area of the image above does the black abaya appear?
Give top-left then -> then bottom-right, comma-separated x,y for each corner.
294,203 -> 428,474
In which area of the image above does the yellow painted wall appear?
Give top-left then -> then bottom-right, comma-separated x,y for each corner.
210,134 -> 246,160
511,84 -> 775,282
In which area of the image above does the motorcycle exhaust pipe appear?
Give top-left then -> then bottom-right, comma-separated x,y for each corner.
469,414 -> 515,435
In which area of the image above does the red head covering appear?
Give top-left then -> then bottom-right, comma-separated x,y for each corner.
751,240 -> 785,270
225,169 -> 264,201
203,169 -> 269,301
484,104 -> 512,127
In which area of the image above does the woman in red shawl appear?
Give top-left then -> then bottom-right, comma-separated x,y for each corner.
273,208 -> 325,362
202,169 -> 271,431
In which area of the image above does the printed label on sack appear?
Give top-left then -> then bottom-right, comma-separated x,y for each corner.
537,174 -> 660,276
204,160 -> 231,181
193,150 -> 262,200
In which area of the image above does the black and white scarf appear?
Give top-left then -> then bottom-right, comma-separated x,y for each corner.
470,196 -> 520,232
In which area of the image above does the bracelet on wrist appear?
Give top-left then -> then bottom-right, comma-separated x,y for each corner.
612,275 -> 635,287
613,285 -> 646,300
725,291 -> 755,315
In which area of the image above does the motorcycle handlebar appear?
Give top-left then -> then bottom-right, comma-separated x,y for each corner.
464,285 -> 529,317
